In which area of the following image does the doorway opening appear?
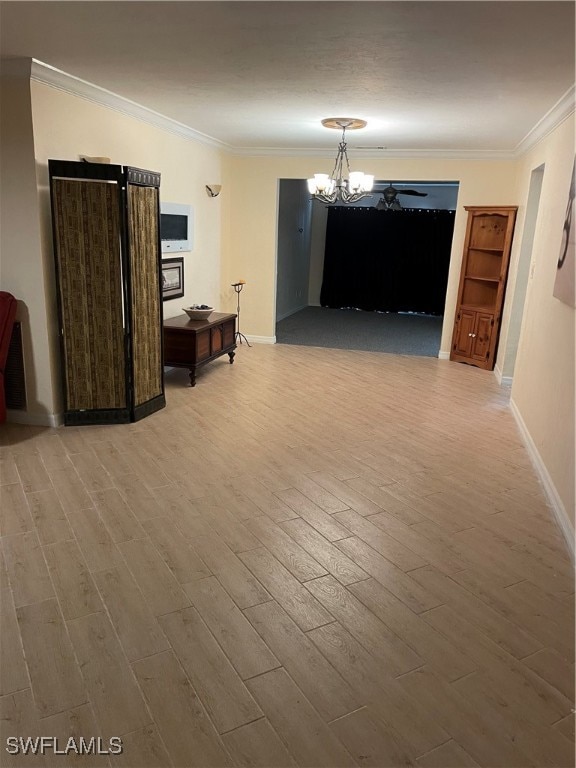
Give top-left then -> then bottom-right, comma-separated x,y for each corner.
275,180 -> 459,356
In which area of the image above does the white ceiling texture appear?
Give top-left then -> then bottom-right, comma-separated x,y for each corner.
1,1 -> 574,156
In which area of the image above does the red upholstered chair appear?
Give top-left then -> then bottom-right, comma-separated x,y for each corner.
0,292 -> 18,423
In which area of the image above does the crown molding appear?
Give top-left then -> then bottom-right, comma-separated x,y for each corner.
514,84 -> 575,156
29,59 -> 573,161
228,146 -> 516,160
30,59 -> 231,151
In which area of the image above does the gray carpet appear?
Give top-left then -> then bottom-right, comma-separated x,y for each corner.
276,307 -> 443,357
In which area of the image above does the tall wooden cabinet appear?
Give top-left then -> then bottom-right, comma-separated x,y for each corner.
450,206 -> 517,370
49,160 -> 165,425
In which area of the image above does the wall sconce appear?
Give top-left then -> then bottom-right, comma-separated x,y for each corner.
206,184 -> 222,198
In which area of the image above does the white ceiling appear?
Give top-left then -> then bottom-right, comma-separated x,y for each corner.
1,1 -> 574,153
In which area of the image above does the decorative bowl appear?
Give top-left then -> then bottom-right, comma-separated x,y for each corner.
183,306 -> 214,320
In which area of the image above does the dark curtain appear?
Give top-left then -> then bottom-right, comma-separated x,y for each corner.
320,207 -> 455,315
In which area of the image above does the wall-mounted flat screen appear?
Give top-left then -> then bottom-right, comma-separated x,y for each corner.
160,202 -> 192,252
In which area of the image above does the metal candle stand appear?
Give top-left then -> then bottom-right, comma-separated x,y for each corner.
231,283 -> 251,347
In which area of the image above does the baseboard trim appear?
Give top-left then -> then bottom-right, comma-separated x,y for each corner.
245,335 -> 276,345
494,364 -> 513,386
510,398 -> 575,562
438,351 -> 450,360
6,410 -> 63,428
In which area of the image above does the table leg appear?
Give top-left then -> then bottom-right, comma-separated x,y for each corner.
188,368 -> 197,387
228,351 -> 235,364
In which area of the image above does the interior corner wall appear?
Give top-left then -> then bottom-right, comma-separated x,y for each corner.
0,60 -> 56,424
276,180 -> 312,322
509,114 -> 575,532
19,79 -> 223,423
497,165 -> 544,381
220,153 -> 280,338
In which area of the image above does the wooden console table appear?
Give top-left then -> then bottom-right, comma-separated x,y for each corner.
163,312 -> 237,386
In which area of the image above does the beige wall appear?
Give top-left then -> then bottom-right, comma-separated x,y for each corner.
509,115 -> 575,528
3,79 -> 223,421
0,62 -> 55,423
221,154 -> 517,348
31,81 -> 223,318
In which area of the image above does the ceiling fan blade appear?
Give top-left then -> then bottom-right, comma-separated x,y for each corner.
377,184 -> 428,198
377,183 -> 427,208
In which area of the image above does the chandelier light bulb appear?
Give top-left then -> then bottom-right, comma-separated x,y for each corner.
363,174 -> 375,192
315,174 -> 330,191
348,171 -> 365,192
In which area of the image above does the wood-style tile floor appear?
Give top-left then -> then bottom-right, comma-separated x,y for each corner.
1,343 -> 574,768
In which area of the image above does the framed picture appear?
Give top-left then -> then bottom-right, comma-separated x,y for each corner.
162,257 -> 184,301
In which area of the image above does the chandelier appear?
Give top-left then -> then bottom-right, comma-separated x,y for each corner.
307,118 -> 374,204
